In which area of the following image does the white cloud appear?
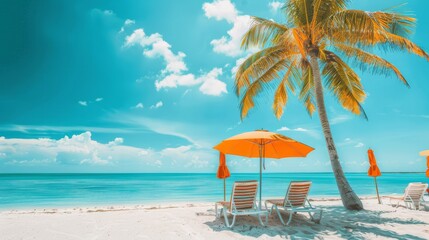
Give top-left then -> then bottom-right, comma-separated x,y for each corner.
338,138 -> 365,148
0,132 -> 156,166
203,0 -> 252,57
198,68 -> 227,96
78,101 -> 87,106
210,15 -> 252,57
155,73 -> 199,90
277,126 -> 291,131
119,19 -> 136,33
0,132 -> 219,171
268,1 -> 283,12
124,19 -> 135,25
95,98 -> 103,102
134,103 -> 144,109
330,114 -> 352,125
202,0 -> 238,23
277,126 -> 310,132
125,29 -> 187,74
108,137 -> 124,146
276,126 -> 319,138
103,10 -> 114,15
125,28 -> 226,96
354,142 -> 364,148
155,69 -> 227,96
231,56 -> 247,76
150,101 -> 163,109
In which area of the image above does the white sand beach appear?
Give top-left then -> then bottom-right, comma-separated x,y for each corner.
1,197 -> 428,240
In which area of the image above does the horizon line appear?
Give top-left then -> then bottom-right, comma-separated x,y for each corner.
0,172 -> 425,174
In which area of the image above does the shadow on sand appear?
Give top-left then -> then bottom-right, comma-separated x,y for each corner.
203,205 -> 427,239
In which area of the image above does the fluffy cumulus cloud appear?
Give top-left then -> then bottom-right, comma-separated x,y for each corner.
198,68 -> 227,96
125,29 -> 227,96
0,132 -> 155,166
202,0 -> 238,23
125,29 -> 187,74
203,0 -> 252,57
0,132 -> 215,171
268,1 -> 283,12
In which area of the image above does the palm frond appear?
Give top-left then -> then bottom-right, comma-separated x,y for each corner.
284,0 -> 313,29
379,32 -> 429,60
321,51 -> 367,118
240,60 -> 290,119
328,10 -> 415,44
242,17 -> 289,49
334,43 -> 409,86
235,46 -> 287,96
272,60 -> 298,119
298,59 -> 316,116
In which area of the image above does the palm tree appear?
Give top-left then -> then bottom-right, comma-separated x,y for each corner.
235,0 -> 429,210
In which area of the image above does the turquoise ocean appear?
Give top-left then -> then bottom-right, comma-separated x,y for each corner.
0,173 -> 427,209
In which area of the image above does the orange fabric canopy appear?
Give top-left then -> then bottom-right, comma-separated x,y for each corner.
213,130 -> 314,159
216,152 -> 230,179
367,149 -> 381,177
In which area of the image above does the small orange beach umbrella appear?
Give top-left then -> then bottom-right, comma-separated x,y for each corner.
367,149 -> 381,204
216,152 -> 230,201
368,149 -> 381,177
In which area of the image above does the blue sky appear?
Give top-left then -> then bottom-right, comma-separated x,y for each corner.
0,0 -> 428,173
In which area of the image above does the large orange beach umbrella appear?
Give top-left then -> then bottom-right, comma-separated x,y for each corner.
367,149 -> 381,204
214,130 -> 314,208
216,152 -> 230,201
419,150 -> 429,177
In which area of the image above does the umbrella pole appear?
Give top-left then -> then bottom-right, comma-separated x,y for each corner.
374,177 -> 381,204
223,178 -> 226,201
259,145 -> 262,210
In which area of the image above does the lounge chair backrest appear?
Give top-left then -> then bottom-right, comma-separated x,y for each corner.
404,182 -> 428,206
283,181 -> 312,207
230,180 -> 258,210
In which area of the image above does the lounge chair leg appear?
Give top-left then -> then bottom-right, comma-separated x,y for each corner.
317,210 -> 323,224
286,210 -> 293,225
265,202 -> 270,214
308,212 -> 314,221
274,205 -> 286,225
265,212 -> 269,225
215,203 -> 218,218
258,214 -> 265,226
222,208 -> 231,228
230,215 -> 236,228
270,204 -> 275,215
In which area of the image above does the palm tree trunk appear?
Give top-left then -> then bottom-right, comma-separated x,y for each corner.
309,54 -> 363,210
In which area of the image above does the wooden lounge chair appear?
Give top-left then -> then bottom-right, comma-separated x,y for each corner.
385,182 -> 428,210
215,180 -> 268,228
264,181 -> 322,225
